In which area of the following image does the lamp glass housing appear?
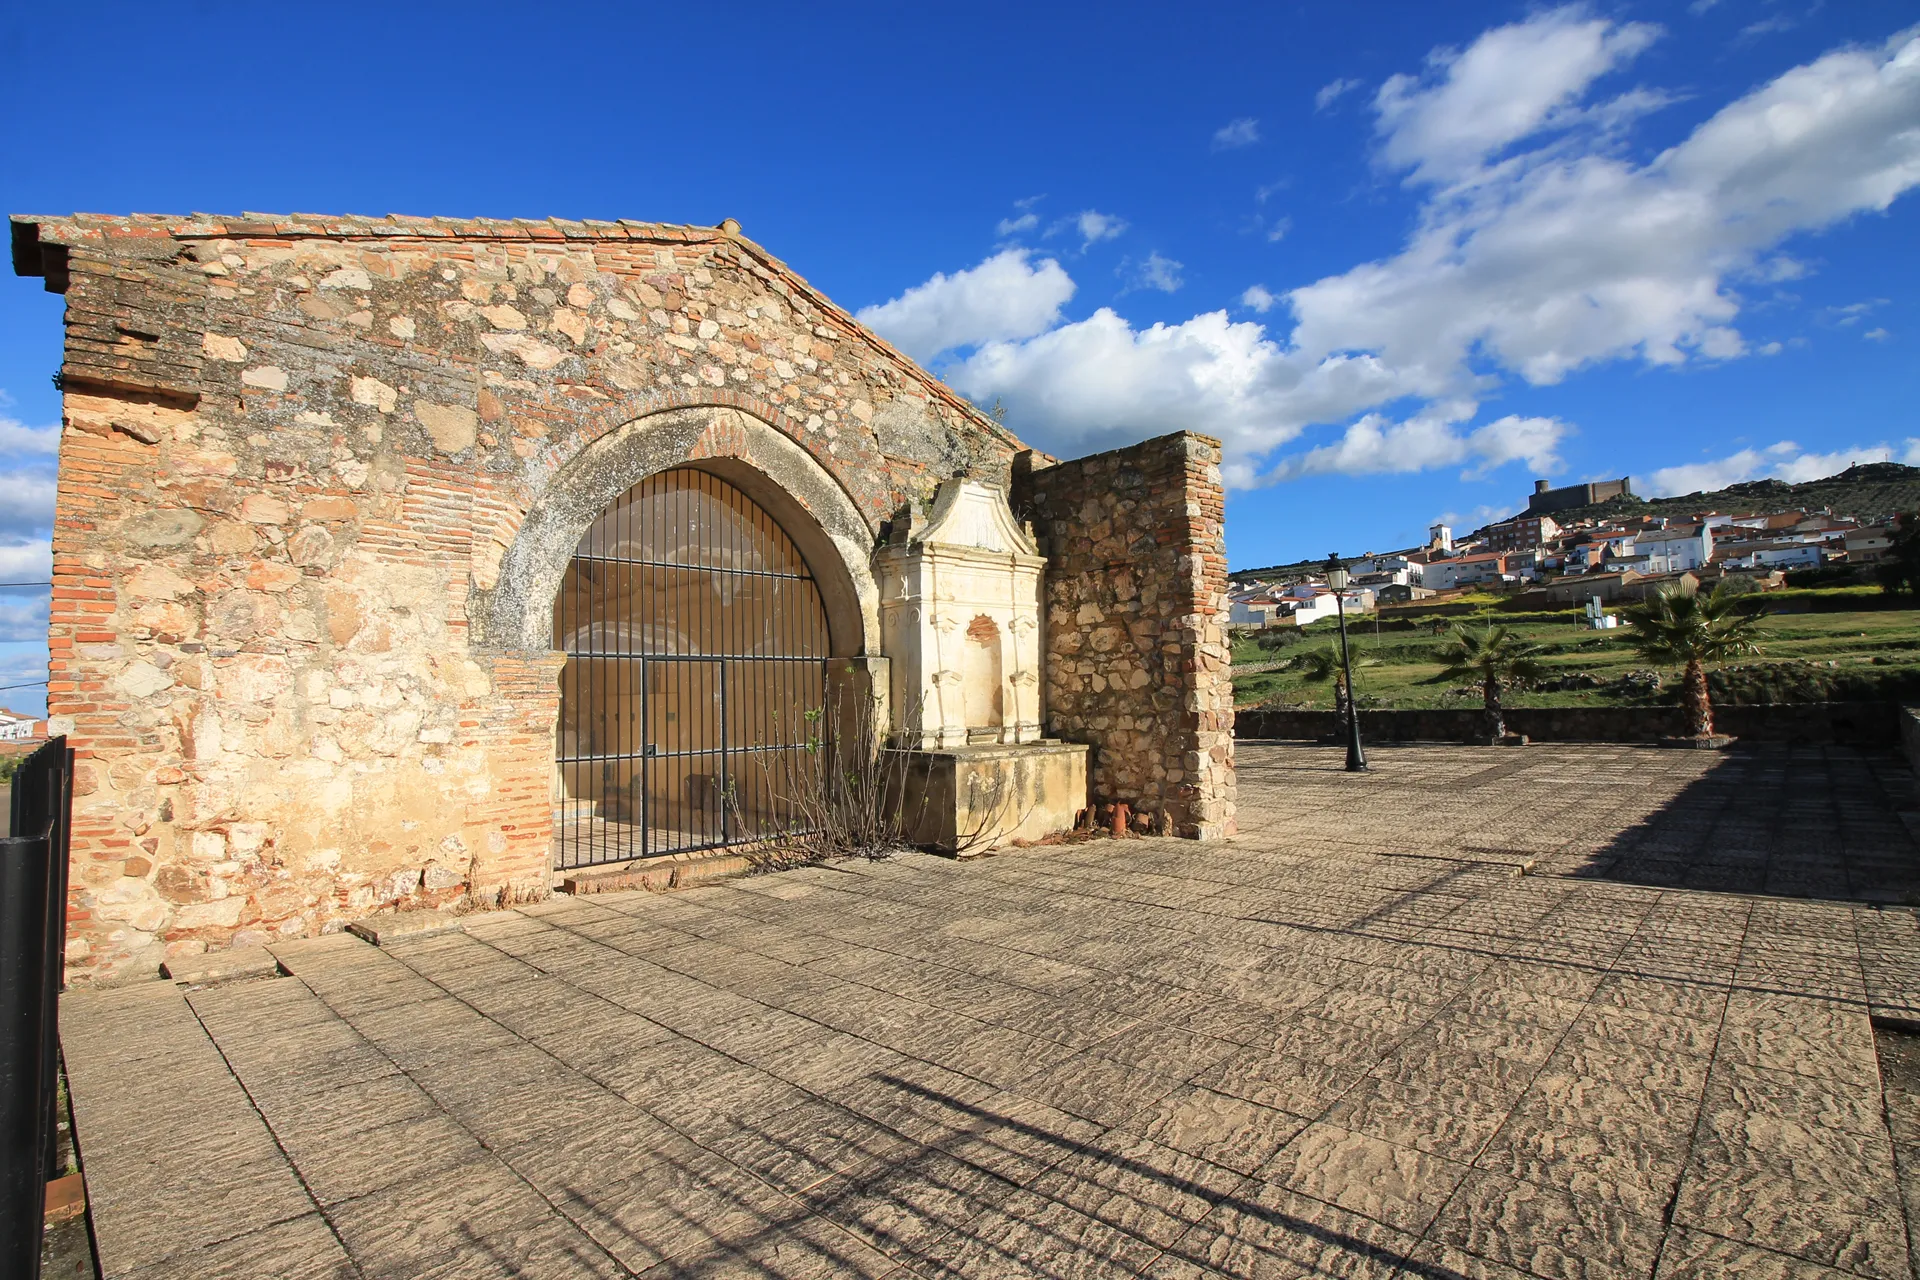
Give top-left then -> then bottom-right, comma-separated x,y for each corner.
1326,565 -> 1350,590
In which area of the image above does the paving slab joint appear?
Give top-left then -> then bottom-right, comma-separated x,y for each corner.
159,945 -> 282,984
561,852 -> 754,895
345,909 -> 465,946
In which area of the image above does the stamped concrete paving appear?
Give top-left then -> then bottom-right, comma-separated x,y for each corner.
62,743 -> 1920,1279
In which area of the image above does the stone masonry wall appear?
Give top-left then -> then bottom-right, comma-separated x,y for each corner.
1017,433 -> 1235,839
16,212 -> 1029,982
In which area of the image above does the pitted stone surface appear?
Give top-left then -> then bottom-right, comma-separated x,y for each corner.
17,212 -> 1039,983
60,743 -> 1920,1278
1019,434 -> 1234,840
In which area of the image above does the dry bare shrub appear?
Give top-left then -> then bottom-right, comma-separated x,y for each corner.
730,689 -> 1033,869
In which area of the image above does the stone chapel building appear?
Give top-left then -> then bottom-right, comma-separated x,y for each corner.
11,212 -> 1234,983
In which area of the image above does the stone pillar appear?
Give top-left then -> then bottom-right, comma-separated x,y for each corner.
1016,432 -> 1235,839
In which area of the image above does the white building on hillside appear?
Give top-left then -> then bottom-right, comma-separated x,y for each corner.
0,707 -> 45,743
1722,540 -> 1826,570
1353,555 -> 1421,585
1423,553 -> 1506,591
1284,587 -> 1375,627
1635,524 -> 1713,574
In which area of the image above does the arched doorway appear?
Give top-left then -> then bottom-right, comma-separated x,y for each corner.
552,466 -> 830,868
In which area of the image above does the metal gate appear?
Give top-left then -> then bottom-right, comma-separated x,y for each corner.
552,468 -> 829,869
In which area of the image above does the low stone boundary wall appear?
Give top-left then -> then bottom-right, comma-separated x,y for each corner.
1237,702 -> 1903,747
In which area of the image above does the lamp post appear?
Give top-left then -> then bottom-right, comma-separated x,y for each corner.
1324,554 -> 1368,773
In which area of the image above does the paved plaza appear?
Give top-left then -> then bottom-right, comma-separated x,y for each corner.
62,742 -> 1920,1279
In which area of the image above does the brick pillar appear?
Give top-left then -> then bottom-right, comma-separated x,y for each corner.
1016,432 -> 1235,839
462,649 -> 569,906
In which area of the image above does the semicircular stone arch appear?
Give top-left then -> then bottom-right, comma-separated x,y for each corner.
471,404 -> 880,659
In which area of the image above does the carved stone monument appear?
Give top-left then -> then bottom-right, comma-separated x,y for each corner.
877,479 -> 1088,851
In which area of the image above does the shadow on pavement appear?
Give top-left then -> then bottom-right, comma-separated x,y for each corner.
1561,744 -> 1920,903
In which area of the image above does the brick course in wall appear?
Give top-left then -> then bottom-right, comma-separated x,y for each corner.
16,211 -> 1073,983
1017,433 -> 1235,839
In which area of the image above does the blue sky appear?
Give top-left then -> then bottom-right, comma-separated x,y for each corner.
3,0 -> 1918,714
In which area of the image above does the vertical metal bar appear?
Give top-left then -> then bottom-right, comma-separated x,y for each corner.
588,506 -> 596,869
563,559 -> 570,872
675,475 -> 683,851
645,476 -> 656,859
640,656 -> 649,861
574,554 -> 583,870
623,484 -> 635,861
595,510 -> 606,867
0,829 -> 51,1280
572,556 -> 581,870
42,741 -> 70,1177
720,659 -> 730,846
714,474 -> 721,852
560,558 -> 567,871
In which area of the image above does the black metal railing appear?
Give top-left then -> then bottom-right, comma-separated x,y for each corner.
552,467 -> 832,870
1,735 -> 74,1280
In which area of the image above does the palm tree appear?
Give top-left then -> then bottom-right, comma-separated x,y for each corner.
1620,585 -> 1762,738
1433,625 -> 1546,742
1289,643 -> 1377,719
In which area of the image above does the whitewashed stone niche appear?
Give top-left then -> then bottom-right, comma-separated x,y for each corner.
877,479 -> 1046,749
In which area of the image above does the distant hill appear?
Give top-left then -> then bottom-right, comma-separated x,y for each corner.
1227,462 -> 1920,578
1229,556 -> 1327,584
1511,462 -> 1920,531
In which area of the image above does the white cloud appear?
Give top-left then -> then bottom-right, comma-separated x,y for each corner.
0,539 -> 50,649
1264,409 -> 1572,482
0,596 -> 50,645
1122,252 -> 1184,294
1747,255 -> 1808,283
1866,327 -> 1892,341
1646,438 -> 1920,495
0,471 -> 56,539
886,18 -> 1920,488
1824,299 -> 1889,326
949,309 -> 1292,477
1435,504 -> 1511,533
0,637 -> 48,715
0,416 -> 59,456
1241,285 -> 1278,313
856,249 -> 1075,363
1374,6 -> 1662,184
1315,78 -> 1364,112
0,410 -> 58,543
1059,210 -> 1127,249
1291,21 -> 1920,390
996,212 -> 1039,237
1213,117 -> 1261,150
1741,15 -> 1797,41
0,540 -> 51,581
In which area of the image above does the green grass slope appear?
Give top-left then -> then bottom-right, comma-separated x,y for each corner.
1231,592 -> 1920,710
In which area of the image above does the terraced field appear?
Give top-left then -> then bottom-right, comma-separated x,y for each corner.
1231,589 -> 1920,710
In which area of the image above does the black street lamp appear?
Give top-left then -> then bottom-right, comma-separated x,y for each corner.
1324,554 -> 1369,773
